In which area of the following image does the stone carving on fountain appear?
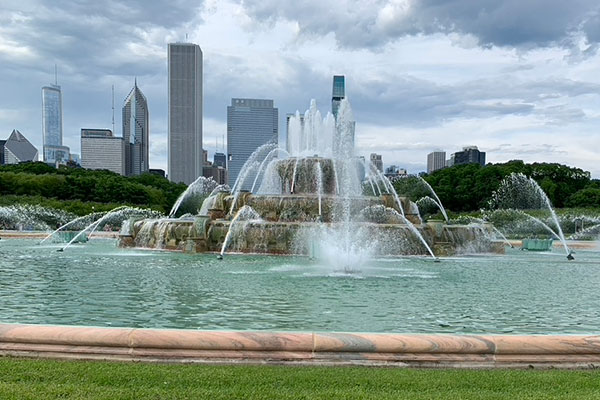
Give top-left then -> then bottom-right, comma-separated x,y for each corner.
119,99 -> 501,258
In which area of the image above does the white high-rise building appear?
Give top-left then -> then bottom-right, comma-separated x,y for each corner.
81,129 -> 125,175
427,151 -> 446,174
168,43 -> 203,184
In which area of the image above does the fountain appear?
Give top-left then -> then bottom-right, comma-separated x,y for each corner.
488,173 -> 573,259
120,99 -> 501,260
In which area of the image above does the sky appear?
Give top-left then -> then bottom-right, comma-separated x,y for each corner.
1,0 -> 599,177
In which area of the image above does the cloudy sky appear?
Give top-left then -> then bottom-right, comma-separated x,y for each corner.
1,0 -> 599,177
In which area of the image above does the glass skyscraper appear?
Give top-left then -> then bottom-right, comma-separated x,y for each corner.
122,80 -> 149,176
168,42 -> 203,184
42,84 -> 69,163
227,98 -> 278,189
331,75 -> 345,118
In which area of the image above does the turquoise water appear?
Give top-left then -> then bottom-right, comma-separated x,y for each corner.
0,238 -> 599,334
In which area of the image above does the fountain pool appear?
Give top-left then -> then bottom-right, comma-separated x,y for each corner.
1,237 -> 598,334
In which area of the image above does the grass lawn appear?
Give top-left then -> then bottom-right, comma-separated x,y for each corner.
1,357 -> 599,399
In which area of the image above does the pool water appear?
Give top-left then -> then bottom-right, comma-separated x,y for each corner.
1,238 -> 599,334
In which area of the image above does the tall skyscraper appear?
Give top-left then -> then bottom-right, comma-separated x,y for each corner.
81,129 -> 125,175
227,98 -> 278,188
168,42 -> 203,184
42,84 -> 69,164
332,75 -> 345,119
122,80 -> 149,176
427,151 -> 446,173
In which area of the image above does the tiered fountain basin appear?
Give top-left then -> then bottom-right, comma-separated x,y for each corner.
119,193 -> 502,256
119,156 -> 502,256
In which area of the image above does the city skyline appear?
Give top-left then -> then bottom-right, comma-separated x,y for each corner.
0,1 -> 599,177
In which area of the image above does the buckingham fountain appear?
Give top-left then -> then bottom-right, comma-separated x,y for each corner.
119,99 -> 500,261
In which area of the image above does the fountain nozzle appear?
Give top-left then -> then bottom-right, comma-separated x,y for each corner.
57,248 -> 64,252
567,252 -> 574,261
217,254 -> 223,260
433,257 -> 441,263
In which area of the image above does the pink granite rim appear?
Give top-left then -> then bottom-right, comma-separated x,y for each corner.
1,323 -> 600,356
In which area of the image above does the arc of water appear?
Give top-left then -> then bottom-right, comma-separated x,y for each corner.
514,210 -> 562,240
229,143 -> 277,215
250,148 -> 290,193
290,157 -> 301,194
416,176 -> 448,223
220,205 -> 260,256
39,212 -> 103,245
375,169 -> 404,216
469,217 -> 513,248
387,208 -> 436,259
366,175 -> 377,196
315,161 -> 323,217
331,159 -> 340,195
231,142 -> 277,194
59,206 -> 130,251
169,176 -> 216,217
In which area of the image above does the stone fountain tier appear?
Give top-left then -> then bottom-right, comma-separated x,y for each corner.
119,217 -> 503,257
243,194 -> 420,224
276,157 -> 338,194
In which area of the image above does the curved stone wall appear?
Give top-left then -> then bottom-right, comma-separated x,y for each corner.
0,323 -> 598,368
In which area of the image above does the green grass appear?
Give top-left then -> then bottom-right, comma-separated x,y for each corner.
1,358 -> 599,399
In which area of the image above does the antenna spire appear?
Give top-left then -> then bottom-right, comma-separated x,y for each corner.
54,64 -> 57,85
111,85 -> 115,135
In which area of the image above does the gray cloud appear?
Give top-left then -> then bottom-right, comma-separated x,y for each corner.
241,0 -> 600,50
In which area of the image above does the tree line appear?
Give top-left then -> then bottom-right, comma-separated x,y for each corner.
0,162 -> 187,215
409,160 -> 599,211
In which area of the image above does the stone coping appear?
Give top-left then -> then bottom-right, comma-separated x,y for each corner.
1,323 -> 599,368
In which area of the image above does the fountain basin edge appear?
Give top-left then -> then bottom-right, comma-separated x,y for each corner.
0,323 -> 598,368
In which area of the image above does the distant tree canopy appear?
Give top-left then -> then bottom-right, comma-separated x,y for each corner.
0,162 -> 186,215
398,161 -> 596,212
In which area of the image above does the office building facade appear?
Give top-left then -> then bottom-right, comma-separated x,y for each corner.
227,98 -> 278,188
370,153 -> 383,172
42,85 -> 69,164
81,129 -> 125,175
427,151 -> 446,173
168,42 -> 203,184
122,81 -> 149,176
448,146 -> 486,167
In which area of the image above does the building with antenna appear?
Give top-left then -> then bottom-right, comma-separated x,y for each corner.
122,79 -> 149,176
42,70 -> 70,165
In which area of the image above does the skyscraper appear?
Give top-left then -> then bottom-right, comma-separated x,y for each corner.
227,98 -> 278,188
42,84 -> 69,164
331,75 -> 345,119
168,42 -> 203,184
370,153 -> 383,172
122,80 -> 149,176
81,129 -> 125,175
448,146 -> 486,167
427,151 -> 446,173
